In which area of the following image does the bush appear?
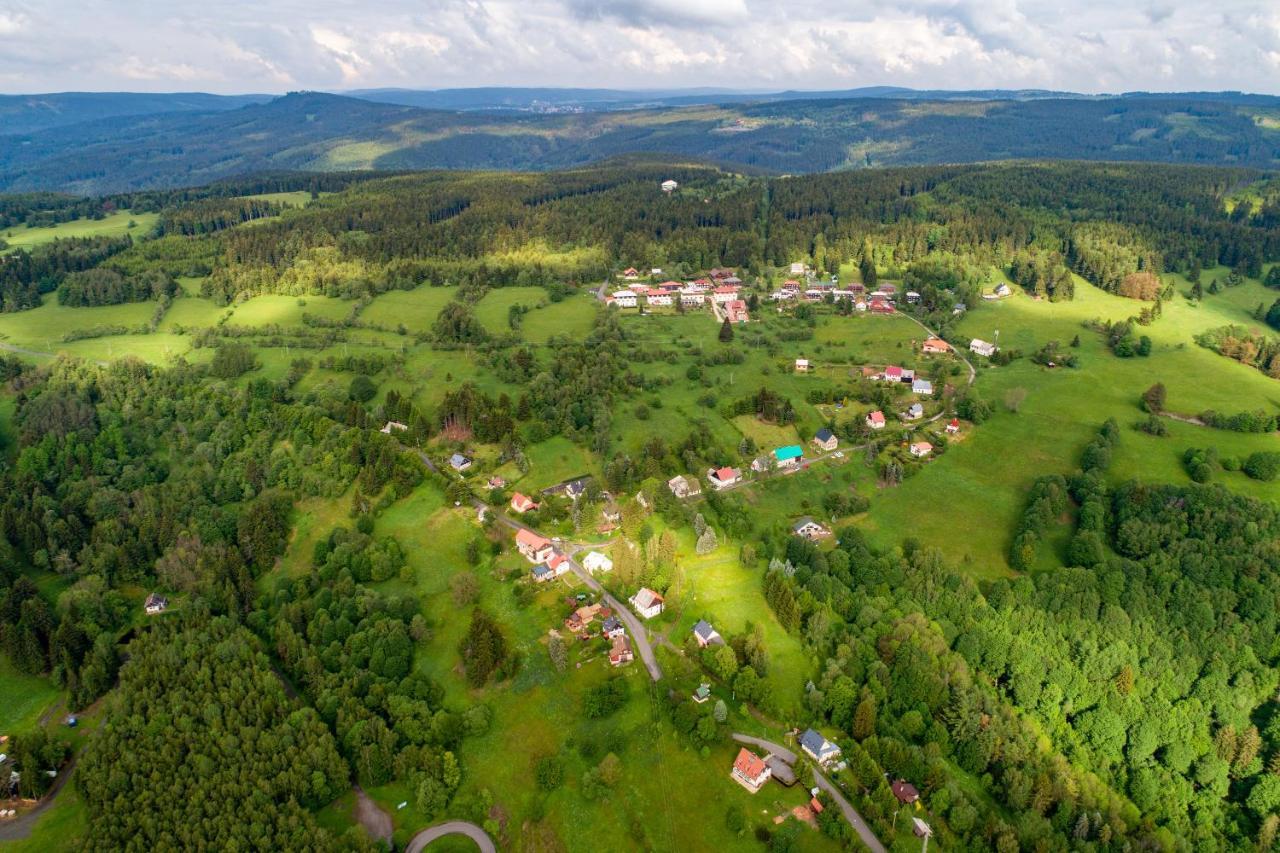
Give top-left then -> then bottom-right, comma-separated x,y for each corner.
1243,452 -> 1280,482
349,374 -> 377,402
208,343 -> 258,379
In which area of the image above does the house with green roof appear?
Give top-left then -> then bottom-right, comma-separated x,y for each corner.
773,445 -> 804,468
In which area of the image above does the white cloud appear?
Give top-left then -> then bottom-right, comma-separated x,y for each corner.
0,0 -> 1275,94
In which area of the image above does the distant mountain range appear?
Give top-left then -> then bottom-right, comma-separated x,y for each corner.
0,87 -> 1275,194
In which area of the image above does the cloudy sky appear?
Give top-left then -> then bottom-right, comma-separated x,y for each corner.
0,0 -> 1277,95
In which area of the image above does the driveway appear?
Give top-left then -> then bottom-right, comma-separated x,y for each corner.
404,820 -> 496,853
731,732 -> 797,765
813,768 -> 887,853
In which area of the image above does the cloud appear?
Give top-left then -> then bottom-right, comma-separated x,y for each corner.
0,0 -> 1275,94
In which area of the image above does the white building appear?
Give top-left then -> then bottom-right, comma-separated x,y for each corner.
582,551 -> 613,574
646,292 -> 673,307
611,290 -> 638,308
630,588 -> 665,619
661,179 -> 679,192
970,339 -> 998,357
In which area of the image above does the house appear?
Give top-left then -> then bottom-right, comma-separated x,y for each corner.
812,428 -> 838,452
693,683 -> 712,703
449,453 -> 472,472
905,290 -> 922,304
879,283 -> 897,295
667,474 -> 701,499
144,593 -> 168,615
946,418 -> 960,434
773,445 -> 804,468
724,299 -> 750,323
582,551 -> 613,574
546,551 -> 570,577
905,403 -> 924,420
621,267 -> 640,279
510,492 -> 539,514
789,262 -> 806,275
799,729 -> 842,767
692,620 -> 722,647
970,338 -> 997,357
679,290 -> 706,306
782,279 -> 801,292
792,517 -> 829,540
487,475 -> 506,489
912,379 -> 934,395
516,528 -> 554,563
709,268 -> 735,280
712,285 -> 740,304
866,410 -> 886,429
892,779 -> 921,806
910,441 -> 933,458
645,290 -> 673,307
881,365 -> 904,382
953,302 -> 967,315
601,615 -> 625,639
869,299 -> 896,315
651,268 -> 663,276
630,587 -> 664,619
722,276 -> 743,287
566,603 -> 602,631
611,290 -> 638,308
707,466 -> 740,489
661,179 -> 678,192
731,748 -> 773,793
794,358 -> 810,373
380,420 -> 407,434
609,635 -> 634,666
768,757 -> 798,787
751,455 -> 772,473
922,337 -> 951,354
994,282 -> 1012,297
531,563 -> 554,582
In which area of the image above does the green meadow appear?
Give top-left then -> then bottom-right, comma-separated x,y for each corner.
1,210 -> 159,253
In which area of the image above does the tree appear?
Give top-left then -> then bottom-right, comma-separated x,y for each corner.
696,527 -> 719,554
859,255 -> 878,288
1141,382 -> 1166,413
349,374 -> 377,402
713,699 -> 728,723
719,317 -> 734,343
459,609 -> 508,687
548,633 -> 567,672
853,695 -> 877,740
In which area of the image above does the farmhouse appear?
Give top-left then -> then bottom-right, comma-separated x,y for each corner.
611,290 -> 638,308
912,379 -> 934,395
910,441 -> 934,458
601,615 -> 625,638
582,551 -> 613,574
905,403 -> 924,420
866,411 -> 886,429
510,492 -> 539,514
630,587 -> 665,619
773,445 -> 804,468
792,517 -> 829,540
812,428 -> 838,452
799,729 -> 842,767
609,635 -> 634,666
380,420 -> 407,434
946,418 -> 960,434
707,466 -> 740,489
922,337 -> 951,354
449,453 -> 472,472
970,339 -> 998,357
667,475 -> 701,498
144,593 -> 168,615
692,620 -> 722,647
731,748 -> 773,793
516,528 -> 554,563
794,358 -> 809,372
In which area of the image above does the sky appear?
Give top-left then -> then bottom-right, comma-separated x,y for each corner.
0,0 -> 1277,95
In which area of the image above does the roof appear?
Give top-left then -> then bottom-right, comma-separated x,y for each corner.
800,728 -> 839,757
868,410 -> 885,424
923,337 -> 950,349
632,588 -> 664,609
449,453 -> 470,466
734,748 -> 768,779
531,564 -> 551,579
884,365 -> 903,377
602,616 -> 621,631
815,428 -> 834,442
693,620 -> 717,640
511,492 -> 537,510
911,441 -> 933,453
774,445 -> 803,461
516,528 -> 550,549
913,379 -> 933,392
892,780 -> 920,803
713,466 -> 737,481
949,418 -> 960,427
792,516 -> 818,532
908,403 -> 923,415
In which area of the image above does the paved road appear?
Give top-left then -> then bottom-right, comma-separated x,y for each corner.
404,445 -> 663,682
731,732 -> 797,765
405,820 -> 496,853
813,768 -> 887,853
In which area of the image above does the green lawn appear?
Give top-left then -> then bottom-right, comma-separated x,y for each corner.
0,655 -> 61,732
361,286 -> 458,332
521,295 -> 599,344
474,287 -> 549,336
1,210 -> 159,253
229,294 -> 355,327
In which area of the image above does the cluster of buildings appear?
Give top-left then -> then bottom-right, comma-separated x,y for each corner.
769,277 -> 912,315
607,268 -> 748,323
871,364 -> 934,396
731,728 -> 843,796
561,600 -> 633,666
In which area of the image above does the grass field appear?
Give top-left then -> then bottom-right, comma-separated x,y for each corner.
1,210 -> 159,253
229,294 -> 355,327
520,295 -> 599,344
0,296 -> 156,352
0,656 -> 61,732
474,287 -> 549,335
361,286 -> 458,330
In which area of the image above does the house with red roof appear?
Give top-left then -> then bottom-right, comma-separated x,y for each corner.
731,748 -> 772,793
707,466 -> 740,489
866,410 -> 886,429
712,285 -> 741,304
946,418 -> 960,434
510,492 -> 539,514
609,635 -> 634,667
910,441 -> 933,458
922,337 -> 951,354
725,299 -> 749,323
516,528 -> 554,563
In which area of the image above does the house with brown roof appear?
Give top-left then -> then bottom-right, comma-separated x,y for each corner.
609,635 -> 634,666
629,587 -> 664,619
922,337 -> 951,354
910,441 -> 933,458
731,748 -> 772,793
866,410 -> 886,429
892,779 -> 920,805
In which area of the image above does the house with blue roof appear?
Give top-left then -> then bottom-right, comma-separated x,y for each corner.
773,445 -> 804,469
812,428 -> 837,452
799,728 -> 842,767
449,453 -> 472,472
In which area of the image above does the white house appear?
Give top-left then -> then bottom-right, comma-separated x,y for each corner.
905,403 -> 924,420
712,285 -> 740,304
792,517 -> 829,540
732,748 -> 772,793
582,551 -> 613,574
667,475 -> 701,498
661,179 -> 678,192
449,453 -> 472,472
910,441 -> 934,458
970,339 -> 997,357
866,410 -> 886,429
795,358 -> 810,373
144,593 -> 168,615
679,290 -> 706,306
912,379 -> 934,395
380,421 -> 408,434
692,620 -> 722,647
646,291 -> 673,307
516,528 -> 554,563
630,587 -> 665,619
799,729 -> 842,767
707,466 -> 740,490
611,290 -> 638,308
789,262 -> 806,275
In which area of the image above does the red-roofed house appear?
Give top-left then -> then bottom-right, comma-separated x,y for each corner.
516,528 -> 554,563
622,267 -> 640,279
910,441 -> 933,458
946,418 -> 960,434
866,410 -> 886,429
712,285 -> 740,304
881,365 -> 904,381
510,492 -> 539,514
725,300 -> 749,323
707,466 -> 740,489
731,748 -> 772,793
922,337 -> 951,354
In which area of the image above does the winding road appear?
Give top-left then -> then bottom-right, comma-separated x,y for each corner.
404,820 -> 496,853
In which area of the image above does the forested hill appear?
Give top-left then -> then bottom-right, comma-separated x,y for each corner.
0,90 -> 1277,194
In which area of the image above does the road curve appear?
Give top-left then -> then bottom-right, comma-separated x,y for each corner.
404,820 -> 496,853
731,732 -> 797,765
812,768 -> 887,853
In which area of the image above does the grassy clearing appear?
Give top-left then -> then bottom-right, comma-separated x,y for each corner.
474,287 -> 549,336
0,296 -> 155,352
229,294 -> 354,327
520,295 -> 599,344
2,783 -> 89,852
0,655 -> 61,732
521,437 -> 599,492
160,295 -> 226,331
1,211 -> 159,253
361,286 -> 458,332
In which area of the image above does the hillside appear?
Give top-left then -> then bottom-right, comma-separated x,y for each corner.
0,90 -> 1277,193
0,91 -> 271,136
